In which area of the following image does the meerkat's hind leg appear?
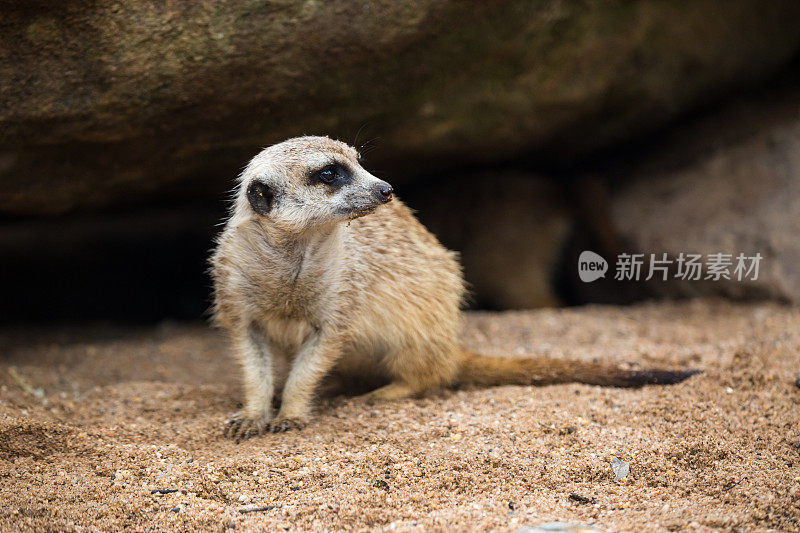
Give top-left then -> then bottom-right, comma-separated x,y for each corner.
356,347 -> 458,404
357,381 -> 421,404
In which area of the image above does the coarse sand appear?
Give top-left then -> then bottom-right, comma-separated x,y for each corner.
0,300 -> 798,532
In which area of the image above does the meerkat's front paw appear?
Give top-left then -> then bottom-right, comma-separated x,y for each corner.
224,412 -> 271,443
268,416 -> 307,433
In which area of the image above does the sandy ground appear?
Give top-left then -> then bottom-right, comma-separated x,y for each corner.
0,299 -> 798,532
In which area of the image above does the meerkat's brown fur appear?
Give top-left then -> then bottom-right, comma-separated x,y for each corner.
211,136 -> 697,441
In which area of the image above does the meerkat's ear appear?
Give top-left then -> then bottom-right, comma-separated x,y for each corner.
246,180 -> 273,215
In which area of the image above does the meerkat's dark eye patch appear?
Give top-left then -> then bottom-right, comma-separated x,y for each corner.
246,180 -> 273,215
310,162 -> 352,188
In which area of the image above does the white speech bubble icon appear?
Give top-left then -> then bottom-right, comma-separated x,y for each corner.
578,250 -> 608,282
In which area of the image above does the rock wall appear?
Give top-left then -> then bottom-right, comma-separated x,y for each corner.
610,88 -> 800,304
2,1 -> 800,318
420,76 -> 800,308
2,0 -> 800,214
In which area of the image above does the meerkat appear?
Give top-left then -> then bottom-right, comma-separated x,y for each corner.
210,136 -> 698,441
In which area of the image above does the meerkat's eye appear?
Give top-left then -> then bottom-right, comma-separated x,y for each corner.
310,162 -> 352,188
314,164 -> 339,184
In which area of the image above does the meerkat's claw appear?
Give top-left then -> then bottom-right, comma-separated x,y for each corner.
224,412 -> 271,442
223,414 -> 241,438
268,417 -> 307,433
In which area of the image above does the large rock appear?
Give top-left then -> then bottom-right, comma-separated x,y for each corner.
610,86 -> 800,303
2,1 -> 800,214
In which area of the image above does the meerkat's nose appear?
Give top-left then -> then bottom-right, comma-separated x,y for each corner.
379,185 -> 393,203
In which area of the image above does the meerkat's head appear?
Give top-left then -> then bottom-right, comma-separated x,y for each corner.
235,136 -> 393,232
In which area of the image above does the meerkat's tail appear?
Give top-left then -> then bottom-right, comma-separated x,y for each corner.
456,351 -> 700,388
